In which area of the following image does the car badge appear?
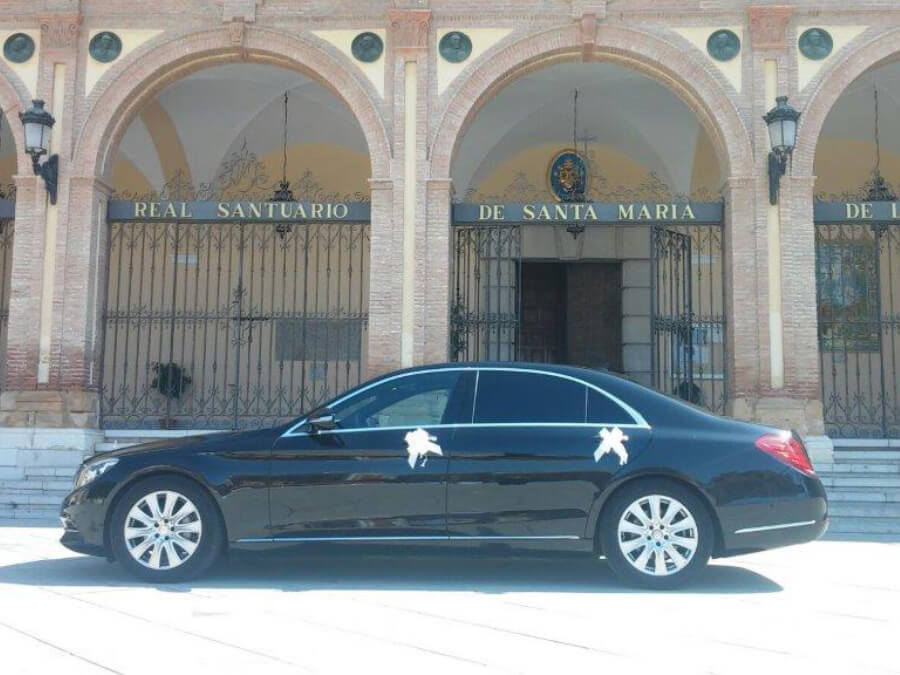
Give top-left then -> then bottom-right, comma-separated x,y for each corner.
595,427 -> 629,465
404,428 -> 443,468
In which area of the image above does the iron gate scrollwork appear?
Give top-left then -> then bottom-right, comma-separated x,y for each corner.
815,222 -> 900,437
101,219 -> 370,430
651,225 -> 726,414
450,224 -> 522,361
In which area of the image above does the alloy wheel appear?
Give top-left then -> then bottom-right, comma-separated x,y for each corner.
123,490 -> 203,570
617,494 -> 699,576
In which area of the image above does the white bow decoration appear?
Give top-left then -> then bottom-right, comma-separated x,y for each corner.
594,426 -> 629,465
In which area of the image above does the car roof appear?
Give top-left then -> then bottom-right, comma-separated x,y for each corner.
379,362 -> 724,427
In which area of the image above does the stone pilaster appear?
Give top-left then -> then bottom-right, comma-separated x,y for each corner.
423,178 -> 453,364
367,178 -> 402,378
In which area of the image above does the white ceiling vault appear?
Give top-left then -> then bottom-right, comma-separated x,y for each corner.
451,60 -> 722,198
818,59 -> 900,155
114,63 -> 369,191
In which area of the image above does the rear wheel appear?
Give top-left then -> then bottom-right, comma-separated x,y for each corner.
600,479 -> 713,589
109,475 -> 223,583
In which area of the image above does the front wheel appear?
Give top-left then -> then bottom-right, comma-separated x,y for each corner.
109,475 -> 224,583
600,479 -> 714,589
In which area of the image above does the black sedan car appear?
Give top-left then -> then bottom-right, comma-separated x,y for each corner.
61,363 -> 827,588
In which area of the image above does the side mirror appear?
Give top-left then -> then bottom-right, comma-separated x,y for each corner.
307,410 -> 337,433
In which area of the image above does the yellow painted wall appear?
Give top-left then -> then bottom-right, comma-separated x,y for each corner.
814,138 -> 900,197
0,154 -> 16,192
110,143 -> 370,199
468,142 -> 721,201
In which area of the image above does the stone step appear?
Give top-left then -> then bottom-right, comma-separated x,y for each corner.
820,474 -> 900,488
0,504 -> 60,520
826,517 -> 900,534
822,531 -> 900,542
25,466 -> 78,479
825,488 -> 900,502
817,462 -> 900,473
0,492 -> 67,506
833,450 -> 900,461
0,467 -> 25,481
828,502 -> 900,518
0,479 -> 73,491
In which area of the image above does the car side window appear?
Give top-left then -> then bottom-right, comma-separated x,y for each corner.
586,388 -> 634,425
331,371 -> 461,429
474,370 -> 585,424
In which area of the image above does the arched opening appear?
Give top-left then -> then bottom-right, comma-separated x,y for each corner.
813,59 -> 900,437
449,60 -> 727,412
101,63 -> 372,430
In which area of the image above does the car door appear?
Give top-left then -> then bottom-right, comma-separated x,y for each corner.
446,368 -> 651,546
269,369 -> 473,541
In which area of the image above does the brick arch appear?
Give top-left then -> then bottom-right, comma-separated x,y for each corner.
0,60 -> 36,176
72,26 -> 391,182
793,27 -> 900,178
430,23 -> 753,184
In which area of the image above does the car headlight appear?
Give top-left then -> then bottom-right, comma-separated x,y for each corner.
74,457 -> 119,488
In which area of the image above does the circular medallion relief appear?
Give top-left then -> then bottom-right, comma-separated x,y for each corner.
706,29 -> 740,62
3,33 -> 35,63
799,28 -> 833,60
89,31 -> 123,63
439,31 -> 472,63
547,150 -> 588,202
351,32 -> 383,63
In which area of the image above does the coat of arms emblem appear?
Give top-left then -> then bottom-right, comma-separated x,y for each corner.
548,149 -> 588,202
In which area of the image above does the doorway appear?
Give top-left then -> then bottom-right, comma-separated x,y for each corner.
519,261 -> 622,371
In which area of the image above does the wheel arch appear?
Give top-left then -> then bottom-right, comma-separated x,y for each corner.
102,466 -> 230,560
587,471 -> 725,557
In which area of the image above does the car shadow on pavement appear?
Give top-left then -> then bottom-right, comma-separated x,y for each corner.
0,553 -> 783,594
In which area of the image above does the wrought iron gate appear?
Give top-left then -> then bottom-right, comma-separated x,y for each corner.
101,219 -> 370,430
450,220 -> 726,413
651,225 -> 726,414
815,222 -> 900,437
450,224 -> 522,361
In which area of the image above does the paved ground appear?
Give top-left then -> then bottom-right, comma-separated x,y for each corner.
0,523 -> 897,675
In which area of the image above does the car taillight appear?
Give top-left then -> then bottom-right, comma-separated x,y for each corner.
755,432 -> 815,476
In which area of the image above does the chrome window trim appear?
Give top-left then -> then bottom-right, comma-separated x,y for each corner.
281,365 -> 649,438
282,421 -> 649,438
238,534 -> 581,543
733,520 -> 817,534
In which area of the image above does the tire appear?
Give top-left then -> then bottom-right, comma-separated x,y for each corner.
109,475 -> 224,583
600,478 -> 714,590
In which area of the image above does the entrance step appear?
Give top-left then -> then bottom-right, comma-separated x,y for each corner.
818,448 -> 900,538
825,488 -> 900,503
0,504 -> 61,520
832,449 -> 900,462
819,474 -> 900,488
825,517 -> 900,535
828,501 -> 900,518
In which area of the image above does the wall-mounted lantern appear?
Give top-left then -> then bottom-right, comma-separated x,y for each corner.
763,96 -> 800,206
19,99 -> 58,205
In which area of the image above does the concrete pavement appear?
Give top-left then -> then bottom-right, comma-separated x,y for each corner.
0,522 -> 897,674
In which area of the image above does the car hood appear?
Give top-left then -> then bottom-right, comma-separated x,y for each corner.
92,426 -> 289,460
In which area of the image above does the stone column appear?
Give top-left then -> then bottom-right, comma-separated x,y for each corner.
780,174 -> 825,434
722,176 -> 765,419
387,8 -> 431,367
2,174 -> 43,397
423,178 -> 453,364
366,178 -> 402,377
